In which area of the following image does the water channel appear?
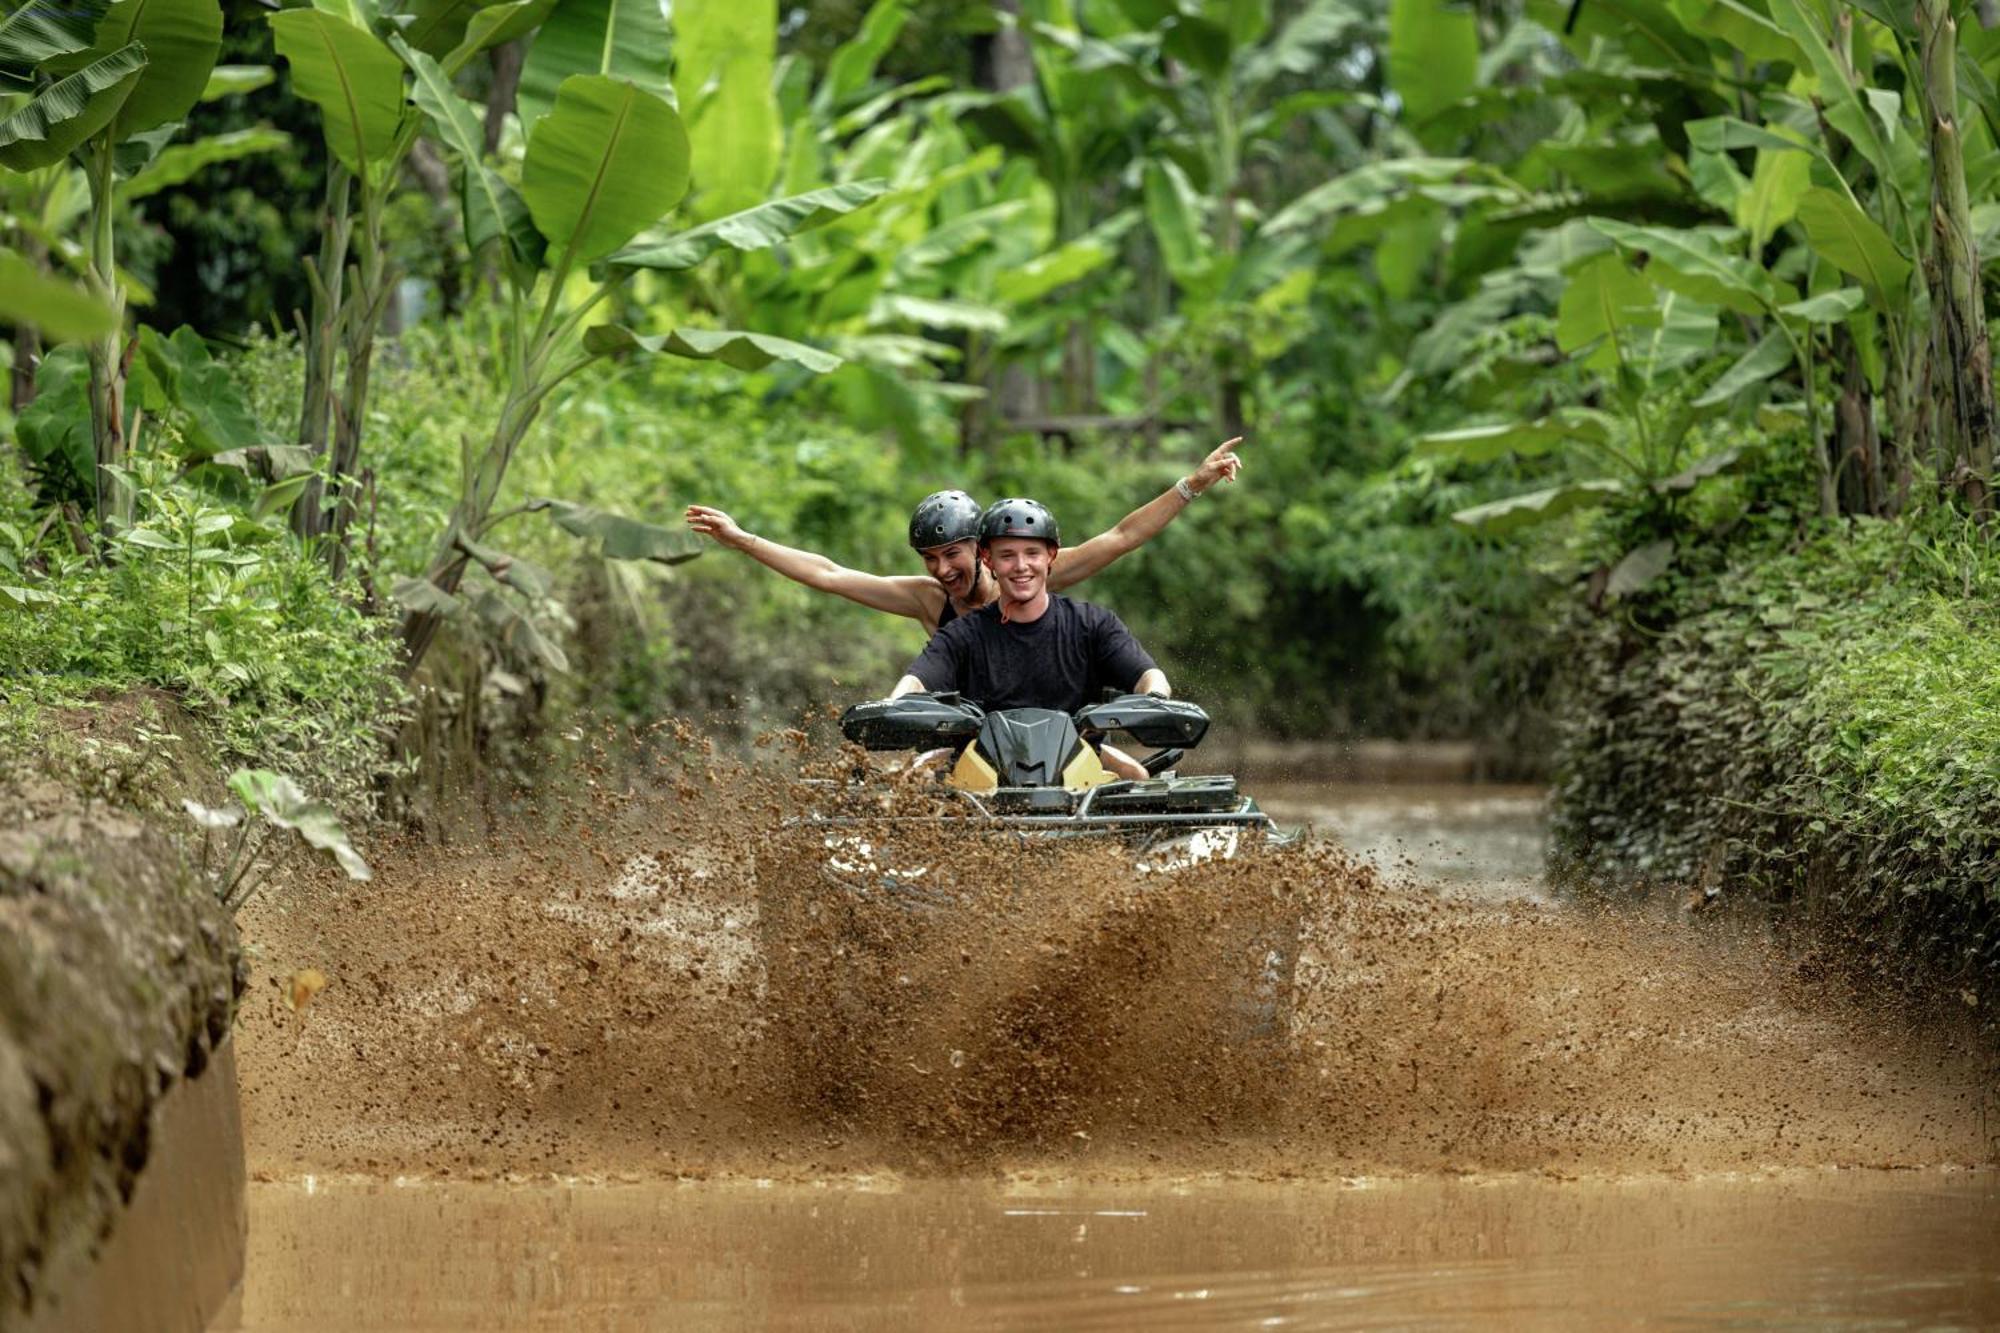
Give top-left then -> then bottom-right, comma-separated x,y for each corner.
218,781 -> 2000,1330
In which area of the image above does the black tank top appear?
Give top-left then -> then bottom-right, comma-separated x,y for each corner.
937,599 -> 959,630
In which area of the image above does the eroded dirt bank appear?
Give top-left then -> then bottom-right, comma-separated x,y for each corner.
236,757 -> 1994,1181
0,798 -> 241,1326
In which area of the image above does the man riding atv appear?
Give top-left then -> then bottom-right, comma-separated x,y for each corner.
684,436 -> 1242,634
890,498 -> 1165,782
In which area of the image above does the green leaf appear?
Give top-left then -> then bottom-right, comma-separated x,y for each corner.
53,0 -> 222,138
227,769 -> 371,881
457,0 -> 555,59
1588,218 -> 1790,315
581,324 -> 841,374
1388,0 -> 1478,125
607,180 -> 889,271
1693,327 -> 1791,407
126,324 -> 261,459
1263,158 -> 1507,236
1733,140 -> 1811,251
269,9 -> 407,181
0,42 -> 146,171
1142,157 -> 1211,286
1239,0 -> 1362,88
1452,479 -> 1625,535
0,0 -> 110,75
114,126 -> 288,202
1161,13 -> 1231,79
0,249 -> 118,339
993,239 -> 1113,305
1779,286 -> 1867,324
1794,186 -> 1910,310
470,587 -> 569,673
525,497 -> 707,565
14,348 -> 93,504
199,64 -> 272,101
391,576 -> 464,617
401,0 -> 495,57
1652,447 -> 1746,492
818,0 -> 906,109
395,38 -> 539,263
1605,538 -> 1673,598
675,0 -> 779,219
455,533 -> 554,598
1668,0 -> 1801,64
1412,412 -> 1612,463
516,0 -> 673,131
522,74 -> 687,266
1764,0 -> 1896,187
868,294 -> 1006,333
1557,252 -> 1661,371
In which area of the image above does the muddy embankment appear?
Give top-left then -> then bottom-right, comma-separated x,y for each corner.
237,744 -> 1998,1181
0,785 -> 243,1331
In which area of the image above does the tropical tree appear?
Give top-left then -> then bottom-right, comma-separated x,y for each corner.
0,0 -> 225,535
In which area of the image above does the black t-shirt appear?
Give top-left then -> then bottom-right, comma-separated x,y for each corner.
907,595 -> 1157,714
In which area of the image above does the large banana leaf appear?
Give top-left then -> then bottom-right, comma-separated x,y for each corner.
1794,187 -> 1911,312
114,126 -> 288,201
525,497 -> 705,565
51,0 -> 221,138
268,9 -> 406,181
814,0 -> 906,112
674,0 -> 778,219
582,324 -> 841,373
1452,479 -> 1625,535
1557,252 -> 1662,372
1388,0 -> 1477,125
396,38 -> 541,264
521,74 -> 686,266
607,180 -> 889,271
1588,219 -> 1793,315
402,0 -> 552,63
0,247 -> 118,338
516,0 -> 671,131
0,0 -> 110,75
0,41 -> 145,170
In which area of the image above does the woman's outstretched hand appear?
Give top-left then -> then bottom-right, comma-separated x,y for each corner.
685,504 -> 749,550
1189,436 -> 1245,494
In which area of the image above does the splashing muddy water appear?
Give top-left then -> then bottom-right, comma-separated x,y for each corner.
238,771 -> 1989,1177
230,759 -> 1998,1324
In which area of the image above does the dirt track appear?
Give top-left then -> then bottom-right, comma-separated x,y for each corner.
236,752 -> 1995,1181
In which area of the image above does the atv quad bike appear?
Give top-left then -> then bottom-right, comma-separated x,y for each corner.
756,694 -> 1303,1136
825,690 -> 1292,865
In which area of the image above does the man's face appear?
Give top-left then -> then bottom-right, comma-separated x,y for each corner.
981,537 -> 1054,605
919,540 -> 979,597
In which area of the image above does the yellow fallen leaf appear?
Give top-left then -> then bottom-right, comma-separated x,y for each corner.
287,968 -> 328,1012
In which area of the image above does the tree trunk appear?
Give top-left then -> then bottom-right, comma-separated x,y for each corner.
1832,327 -> 1882,517
1920,0 -> 1997,519
484,40 -> 525,156
291,169 -> 354,541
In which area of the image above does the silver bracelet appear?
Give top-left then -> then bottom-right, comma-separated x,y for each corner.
1175,476 -> 1197,503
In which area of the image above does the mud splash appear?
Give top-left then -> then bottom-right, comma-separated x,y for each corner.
236,751 -> 1994,1179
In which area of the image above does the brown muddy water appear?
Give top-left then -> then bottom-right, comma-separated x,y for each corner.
223,767 -> 2000,1328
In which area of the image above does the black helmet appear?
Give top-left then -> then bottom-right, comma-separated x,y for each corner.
908,490 -> 982,550
978,497 -> 1060,547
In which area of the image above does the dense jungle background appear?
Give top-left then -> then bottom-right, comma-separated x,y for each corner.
3,0 -> 1998,996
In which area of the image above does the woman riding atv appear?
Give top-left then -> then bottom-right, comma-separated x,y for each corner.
683,436 -> 1242,634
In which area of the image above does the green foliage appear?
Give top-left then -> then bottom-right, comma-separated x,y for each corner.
1552,499 -> 2000,987
0,450 -> 407,811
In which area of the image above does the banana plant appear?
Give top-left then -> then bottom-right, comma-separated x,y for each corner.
390,37 -> 888,674
269,0 -> 548,572
0,0 -> 224,537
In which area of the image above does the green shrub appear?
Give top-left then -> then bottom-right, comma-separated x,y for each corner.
1552,502 -> 2000,993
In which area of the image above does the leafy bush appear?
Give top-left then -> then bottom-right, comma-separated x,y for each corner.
1552,501 -> 2000,995
0,451 -> 406,810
